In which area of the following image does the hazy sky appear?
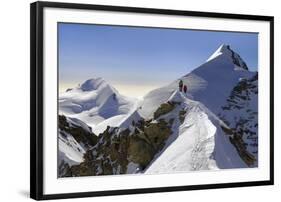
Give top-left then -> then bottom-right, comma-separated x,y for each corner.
59,23 -> 258,98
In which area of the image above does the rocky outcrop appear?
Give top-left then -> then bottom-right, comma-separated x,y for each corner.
228,45 -> 249,70
153,102 -> 176,119
59,115 -> 98,147
58,115 -> 98,177
64,103 -> 175,177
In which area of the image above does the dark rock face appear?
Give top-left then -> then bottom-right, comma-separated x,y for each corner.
179,109 -> 186,124
219,73 -> 258,167
128,132 -> 155,167
58,162 -> 72,177
229,134 -> 256,166
144,119 -> 171,151
59,115 -> 98,147
226,45 -> 249,70
153,102 -> 176,119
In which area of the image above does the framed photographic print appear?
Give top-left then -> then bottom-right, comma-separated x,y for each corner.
30,1 -> 274,200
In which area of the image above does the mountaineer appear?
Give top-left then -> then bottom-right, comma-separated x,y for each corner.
183,85 -> 187,94
179,80 -> 183,92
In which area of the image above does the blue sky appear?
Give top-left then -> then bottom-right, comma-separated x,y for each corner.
59,23 -> 258,97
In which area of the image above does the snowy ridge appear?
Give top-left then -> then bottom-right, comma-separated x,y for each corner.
145,91 -> 246,174
92,109 -> 142,135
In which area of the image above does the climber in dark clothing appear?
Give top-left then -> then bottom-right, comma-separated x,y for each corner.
179,80 -> 183,92
183,85 -> 187,94
112,93 -> 116,100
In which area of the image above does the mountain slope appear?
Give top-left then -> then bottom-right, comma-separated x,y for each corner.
138,44 -> 256,119
145,91 -> 246,174
218,73 -> 258,167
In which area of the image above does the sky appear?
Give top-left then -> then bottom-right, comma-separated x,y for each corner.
59,23 -> 258,98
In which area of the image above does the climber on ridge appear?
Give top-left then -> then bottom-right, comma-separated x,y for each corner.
179,80 -> 183,92
183,85 -> 187,94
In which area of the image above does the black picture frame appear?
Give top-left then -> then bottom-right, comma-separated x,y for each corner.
30,1 -> 274,200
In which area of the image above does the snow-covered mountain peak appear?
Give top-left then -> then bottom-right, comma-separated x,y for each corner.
206,44 -> 229,62
59,77 -> 139,135
216,44 -> 232,53
206,44 -> 248,70
80,77 -> 107,91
